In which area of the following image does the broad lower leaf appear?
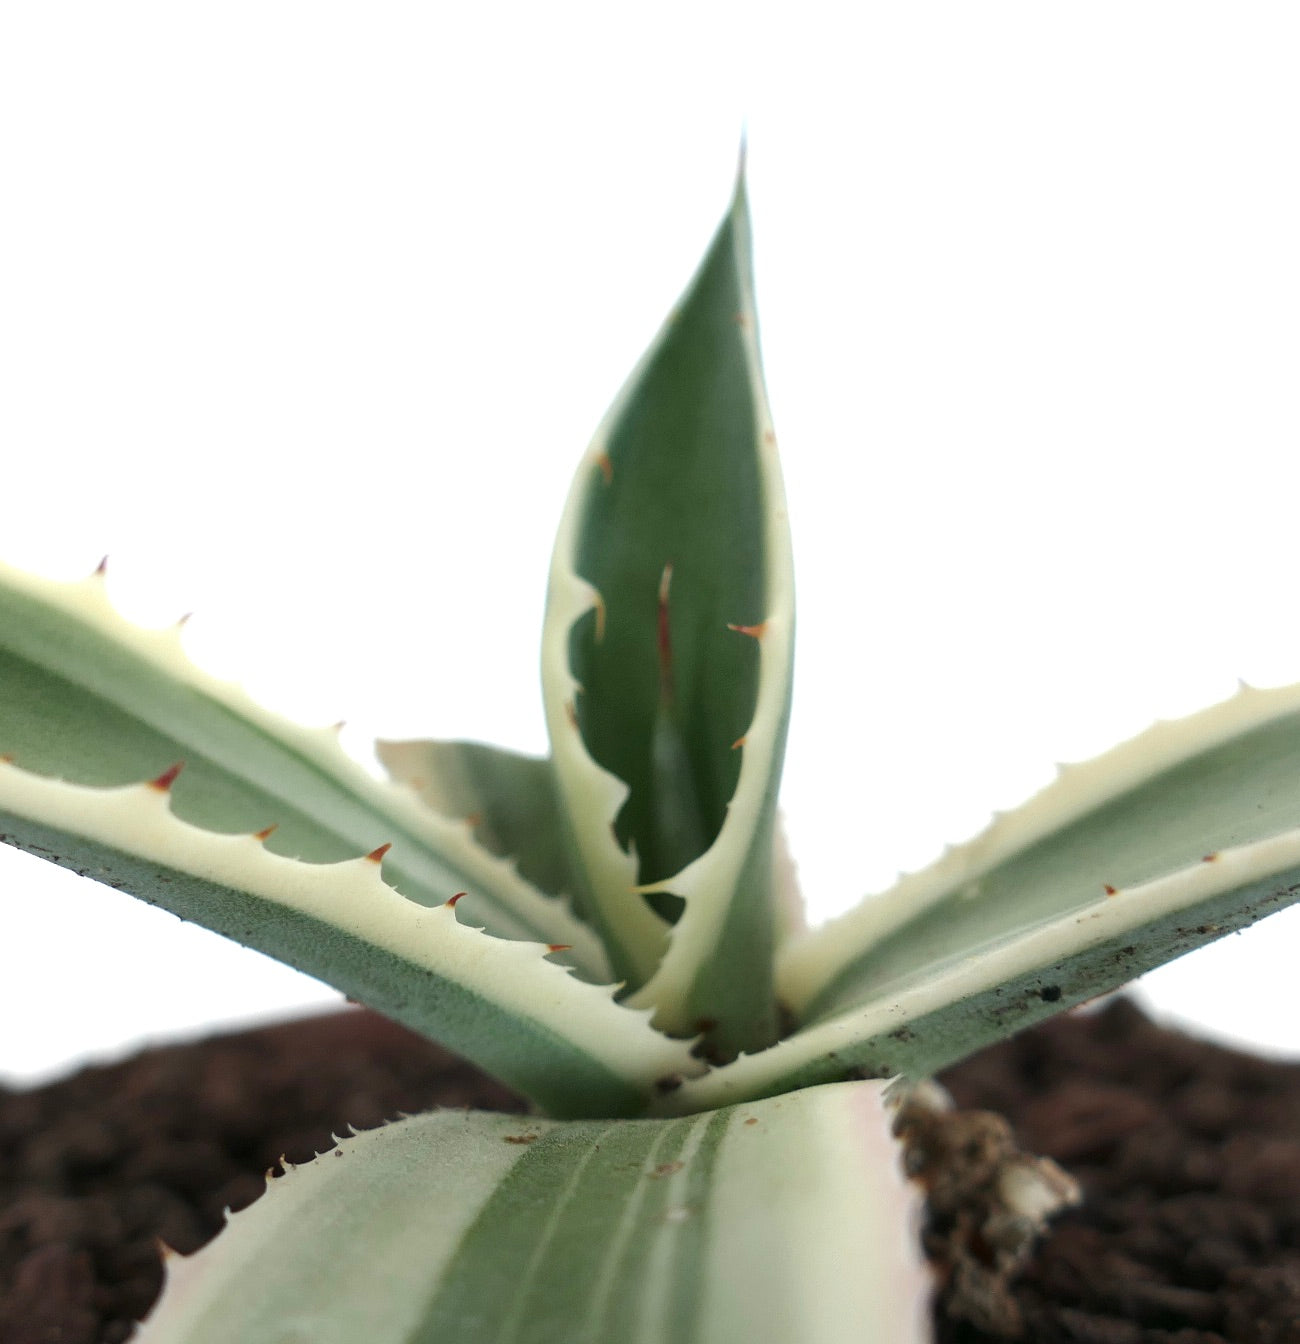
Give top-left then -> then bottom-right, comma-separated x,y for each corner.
376,737 -> 585,912
0,760 -> 697,1117
542,168 -> 795,1059
137,1082 -> 928,1344
0,562 -> 605,978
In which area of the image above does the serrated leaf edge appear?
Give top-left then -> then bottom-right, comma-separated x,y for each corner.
541,179 -> 796,1035
541,556 -> 670,985
138,1082 -> 928,1344
778,678 -> 1300,1012
668,822 -> 1300,1113
0,759 -> 699,1102
624,181 -> 794,1034
0,560 -> 608,978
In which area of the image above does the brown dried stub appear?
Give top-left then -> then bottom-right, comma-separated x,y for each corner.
891,1081 -> 1080,1340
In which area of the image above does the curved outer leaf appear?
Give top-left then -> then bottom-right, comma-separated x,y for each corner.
664,683 -> 1300,1113
781,679 -> 1300,1018
137,1082 -> 929,1344
376,737 -> 585,912
0,562 -> 606,979
664,830 -> 1300,1112
542,170 -> 795,1058
0,761 -> 698,1118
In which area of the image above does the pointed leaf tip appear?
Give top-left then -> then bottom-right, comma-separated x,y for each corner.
727,621 -> 767,639
546,943 -> 573,955
253,824 -> 278,842
366,841 -> 393,864
149,761 -> 185,792
445,891 -> 467,908
540,172 -> 794,1035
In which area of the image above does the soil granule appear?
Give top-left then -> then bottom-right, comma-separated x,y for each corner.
938,999 -> 1300,1344
0,998 -> 1296,1343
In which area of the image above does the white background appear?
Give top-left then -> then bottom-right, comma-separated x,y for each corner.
2,4 -> 1298,1082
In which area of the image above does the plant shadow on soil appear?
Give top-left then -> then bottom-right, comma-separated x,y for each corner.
0,999 -> 1297,1344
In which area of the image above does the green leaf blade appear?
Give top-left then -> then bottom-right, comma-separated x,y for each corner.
782,680 -> 1300,1024
566,244 -> 767,888
137,1083 -> 928,1344
376,737 -> 586,912
0,762 -> 697,1117
669,832 -> 1300,1113
0,562 -> 605,976
542,172 -> 796,1057
667,684 -> 1300,1113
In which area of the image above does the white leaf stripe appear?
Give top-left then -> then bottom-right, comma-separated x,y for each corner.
0,762 -> 698,1117
542,501 -> 671,986
138,1084 -> 928,1344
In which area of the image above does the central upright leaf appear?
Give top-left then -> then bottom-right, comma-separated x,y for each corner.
571,225 -> 765,888
543,170 -> 796,1057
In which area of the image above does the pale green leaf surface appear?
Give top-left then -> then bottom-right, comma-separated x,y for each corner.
376,737 -> 584,911
542,172 -> 795,1057
781,680 -> 1300,1021
137,1082 -> 928,1344
669,727 -> 1300,1112
0,761 -> 698,1117
0,563 -> 605,977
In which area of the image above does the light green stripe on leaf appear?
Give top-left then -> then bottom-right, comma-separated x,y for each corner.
0,562 -> 605,977
0,762 -> 697,1117
137,1083 -> 928,1344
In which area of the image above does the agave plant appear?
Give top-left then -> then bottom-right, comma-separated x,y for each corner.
2,167 -> 1297,1343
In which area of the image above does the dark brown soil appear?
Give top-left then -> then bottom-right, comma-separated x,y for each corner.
1,998 -> 1297,1343
0,1010 -> 523,1343
937,999 -> 1300,1344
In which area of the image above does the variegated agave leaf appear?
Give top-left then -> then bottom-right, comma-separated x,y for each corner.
664,681 -> 1300,1114
541,168 -> 795,1061
137,1081 -> 930,1344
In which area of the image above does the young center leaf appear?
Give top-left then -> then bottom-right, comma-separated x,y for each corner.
541,167 -> 795,1059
